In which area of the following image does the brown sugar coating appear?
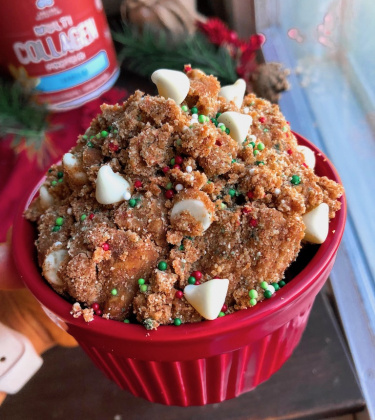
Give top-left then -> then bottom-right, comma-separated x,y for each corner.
26,68 -> 344,329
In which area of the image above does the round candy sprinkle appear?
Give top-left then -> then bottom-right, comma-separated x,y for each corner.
191,107 -> 198,114
175,156 -> 183,165
287,149 -> 293,155
89,213 -> 94,220
162,166 -> 170,174
267,285 -> 275,294
249,289 -> 258,299
158,261 -> 168,271
257,142 -> 265,150
175,290 -> 183,299
57,171 -> 63,178
253,150 -> 259,156
259,116 -> 266,123
242,207 -> 251,214
140,284 -> 148,292
134,180 -> 142,189
198,114 -> 205,123
138,278 -> 145,285
174,318 -> 182,326
82,134 -> 88,140
232,159 -> 237,163
80,214 -> 87,221
170,158 -> 175,165
221,304 -> 228,312
250,298 -> 257,306
52,226 -> 60,232
260,281 -> 268,290
109,143 -> 119,152
87,142 -> 93,148
263,128 -> 269,133
101,130 -> 109,137
55,217 -> 64,226
165,190 -> 174,199
291,175 -> 301,185
173,164 -> 181,170
92,303 -> 100,311
247,191 -> 254,199
218,312 -> 225,317
181,105 -> 188,112
271,282 -> 280,291
175,184 -> 183,191
228,189 -> 236,197
129,198 -> 137,208
166,182 -> 173,189
278,280 -> 286,288
255,160 -> 265,166
264,290 -> 273,299
216,112 -> 222,118
96,133 -> 101,139
176,139 -> 182,146
195,280 -> 201,285
51,180 -> 57,186
179,244 -> 184,251
249,218 -> 258,227
282,126 -> 288,132
220,124 -> 226,132
186,165 -> 192,173
221,203 -> 227,209
188,276 -> 196,285
102,243 -> 110,251
123,191 -> 131,200
124,319 -> 130,323
95,309 -> 102,316
225,127 -> 230,135
58,178 -> 63,183
191,270 -> 202,280
211,118 -> 218,126
111,288 -> 118,296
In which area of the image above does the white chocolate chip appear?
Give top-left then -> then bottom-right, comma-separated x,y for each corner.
171,199 -> 212,231
42,249 -> 68,286
62,153 -> 87,184
217,111 -> 253,145
297,145 -> 316,169
95,165 -> 131,205
39,185 -> 54,209
151,69 -> 190,105
303,203 -> 329,244
219,79 -> 246,108
184,279 -> 229,320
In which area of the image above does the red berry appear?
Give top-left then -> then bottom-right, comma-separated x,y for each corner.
259,116 -> 266,123
173,164 -> 181,170
242,207 -> 251,214
134,180 -> 142,189
216,140 -> 222,146
175,291 -> 183,299
165,190 -> 174,199
195,280 -> 201,285
221,304 -> 228,312
249,218 -> 258,227
191,270 -> 202,280
162,166 -> 170,174
109,142 -> 119,152
92,302 -> 100,311
247,191 -> 254,199
287,149 -> 293,155
95,309 -> 102,316
174,156 -> 183,165
89,213 -> 94,220
102,243 -> 110,251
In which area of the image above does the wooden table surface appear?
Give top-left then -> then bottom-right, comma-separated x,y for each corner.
0,292 -> 365,420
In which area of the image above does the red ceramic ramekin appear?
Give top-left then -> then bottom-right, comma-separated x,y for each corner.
12,133 -> 346,407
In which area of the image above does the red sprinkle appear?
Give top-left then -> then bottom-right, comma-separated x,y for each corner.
287,149 -> 293,155
213,276 -> 220,279
134,180 -> 142,189
195,280 -> 201,285
249,218 -> 258,227
109,142 -> 119,152
216,140 -> 222,146
162,166 -> 170,174
242,207 -> 251,214
191,270 -> 202,280
102,243 -> 110,251
95,309 -> 102,316
221,304 -> 228,312
173,164 -> 181,170
175,156 -> 183,165
92,302 -> 100,311
89,213 -> 95,220
175,291 -> 183,299
259,116 -> 266,123
165,190 -> 174,199
247,191 -> 254,199
302,162 -> 308,168
184,65 -> 192,73
287,121 -> 290,125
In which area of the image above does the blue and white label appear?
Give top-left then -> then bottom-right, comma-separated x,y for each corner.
36,50 -> 109,93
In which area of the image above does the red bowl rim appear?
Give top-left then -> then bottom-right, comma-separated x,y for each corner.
12,132 -> 346,346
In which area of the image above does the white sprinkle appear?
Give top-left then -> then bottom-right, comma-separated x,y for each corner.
191,113 -> 198,119
186,165 -> 192,173
183,125 -> 189,131
54,241 -> 62,246
249,134 -> 257,142
67,208 -> 72,214
274,188 -> 281,195
250,168 -> 255,174
190,119 -> 197,125
181,259 -> 186,263
243,107 -> 249,113
218,122 -> 224,128
175,184 -> 183,191
267,285 -> 276,294
256,251 -> 262,257
123,191 -> 131,200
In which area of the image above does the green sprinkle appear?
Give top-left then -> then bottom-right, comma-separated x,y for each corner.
52,226 -> 61,232
275,143 -> 280,150
260,281 -> 268,290
129,198 -> 137,208
170,158 -> 175,165
216,112 -> 222,119
166,182 -> 173,190
278,280 -> 286,288
282,126 -> 288,132
263,128 -> 269,133
198,114 -> 205,123
87,141 -> 93,148
250,298 -> 257,306
111,288 -> 118,296
51,180 -> 57,186
55,217 -> 64,226
58,178 -> 63,183
101,130 -> 109,137
113,129 -> 118,134
207,180 -> 212,184
250,101 -> 255,106
48,169 -> 52,173
80,214 -> 87,221
249,289 -> 258,299
82,134 -> 88,140
174,318 -> 182,326
271,282 -> 280,291
57,171 -> 63,178
158,261 -> 168,271
221,203 -> 227,209
179,245 -> 184,251
232,159 -> 237,163
181,105 -> 188,112
225,127 -> 230,135
264,290 -> 273,299
250,141 -> 255,148
220,124 -> 226,132
191,107 -> 198,114
188,276 -> 196,285
253,150 -> 259,156
218,312 -> 225,317
138,278 -> 145,285
140,284 -> 148,292
257,142 -> 265,150
124,319 -> 130,323
255,161 -> 265,166
228,189 -> 236,197
176,139 -> 182,146
291,175 -> 301,185
96,133 -> 101,139
90,135 -> 95,139
108,126 -> 112,131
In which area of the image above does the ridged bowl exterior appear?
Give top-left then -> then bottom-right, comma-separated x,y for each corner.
13,133 -> 346,406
